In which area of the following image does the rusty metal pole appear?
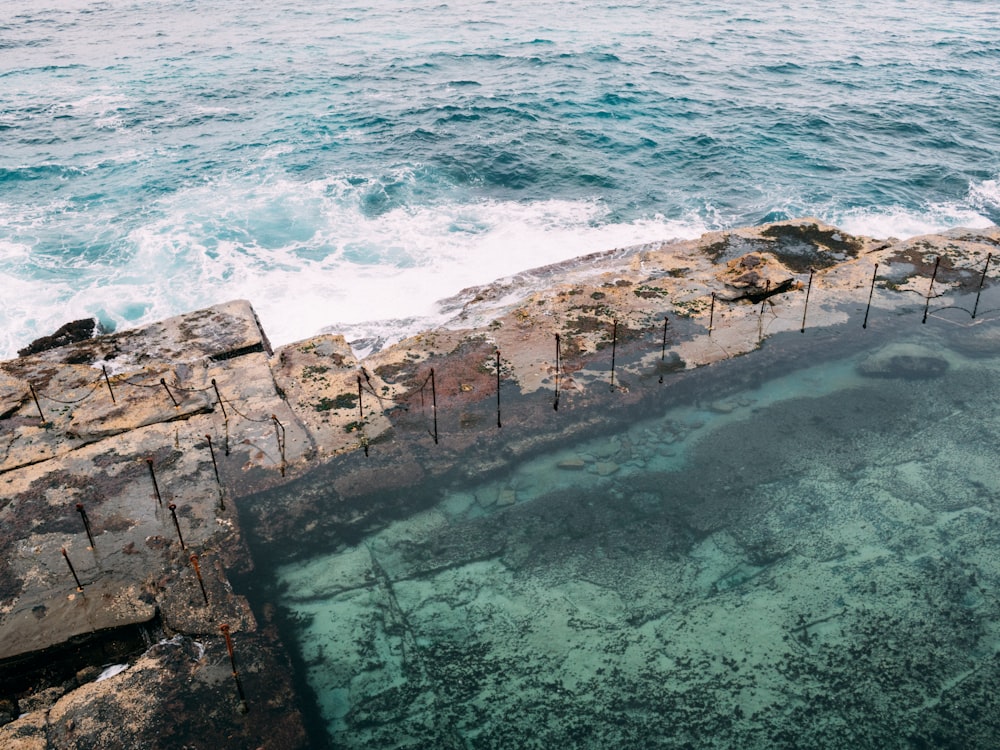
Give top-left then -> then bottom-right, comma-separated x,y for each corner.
554,333 -> 561,410
29,384 -> 46,423
496,350 -> 502,429
76,503 -> 96,548
160,378 -> 179,407
972,253 -> 992,319
102,365 -> 116,403
659,316 -> 669,383
357,375 -> 364,421
168,503 -> 186,549
271,415 -> 286,477
609,320 -> 618,391
800,269 -> 814,333
922,256 -> 941,324
205,435 -> 225,510
211,379 -> 230,456
758,280 -> 771,343
220,624 -> 248,713
190,554 -> 209,605
430,368 -> 438,444
62,548 -> 83,592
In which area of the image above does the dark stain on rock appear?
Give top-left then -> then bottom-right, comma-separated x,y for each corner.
17,320 -> 98,358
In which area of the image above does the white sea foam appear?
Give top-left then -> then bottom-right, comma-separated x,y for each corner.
2,170 -> 997,361
834,194 -> 995,240
4,176 -> 704,359
0,239 -> 30,263
969,179 -> 1000,214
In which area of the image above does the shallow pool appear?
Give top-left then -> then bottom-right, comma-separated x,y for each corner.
253,305 -> 1000,748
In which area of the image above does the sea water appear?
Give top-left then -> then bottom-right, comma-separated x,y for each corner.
262,304 -> 1000,747
2,0 -> 999,358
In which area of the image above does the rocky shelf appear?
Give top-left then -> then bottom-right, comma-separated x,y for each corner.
0,219 -> 997,748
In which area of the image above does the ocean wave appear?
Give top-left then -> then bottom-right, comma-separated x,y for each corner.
969,179 -> 1000,216
6,167 -> 995,358
2,0 -> 999,363
0,174 -> 707,358
833,203 -> 995,241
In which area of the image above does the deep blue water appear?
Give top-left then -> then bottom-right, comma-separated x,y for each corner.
1,0 -> 999,357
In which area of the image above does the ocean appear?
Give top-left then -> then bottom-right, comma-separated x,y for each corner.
2,0 -> 998,359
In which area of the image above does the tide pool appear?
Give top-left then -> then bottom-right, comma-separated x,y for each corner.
253,308 -> 1000,748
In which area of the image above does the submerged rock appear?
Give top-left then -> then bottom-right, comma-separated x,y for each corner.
497,489 -> 517,507
593,461 -> 620,477
856,342 -> 950,380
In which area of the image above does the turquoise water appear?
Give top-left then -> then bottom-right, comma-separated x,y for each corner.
254,300 -> 1000,747
2,0 -> 999,356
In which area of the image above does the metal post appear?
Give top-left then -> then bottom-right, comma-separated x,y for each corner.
160,378 -> 179,407
757,280 -> 770,342
609,320 -> 618,391
76,503 -> 96,548
29,384 -> 46,423
863,263 -> 878,329
190,554 -> 209,605
272,415 -> 286,476
211,379 -> 230,456
102,365 -> 116,404
554,333 -> 561,411
972,253 -> 992,319
800,269 -> 814,333
659,316 -> 669,384
211,379 -> 227,418
62,548 -> 83,592
922,256 -> 941,324
146,458 -> 163,507
357,376 -> 364,421
220,624 -> 248,713
205,435 -> 225,510
496,350 -> 502,429
168,503 -> 185,549
430,368 -> 438,444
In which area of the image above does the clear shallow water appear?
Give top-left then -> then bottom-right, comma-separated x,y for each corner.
260,303 -> 1000,747
2,0 -> 1000,357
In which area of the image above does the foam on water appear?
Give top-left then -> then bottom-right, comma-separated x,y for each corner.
833,181 -> 998,240
1,0 -> 998,359
0,175 -> 708,357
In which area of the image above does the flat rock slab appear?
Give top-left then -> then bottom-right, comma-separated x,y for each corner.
271,334 -> 395,459
3,300 -> 268,373
1,631 -> 308,749
0,580 -> 155,662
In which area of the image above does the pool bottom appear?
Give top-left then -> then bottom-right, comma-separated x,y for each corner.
266,327 -> 1000,749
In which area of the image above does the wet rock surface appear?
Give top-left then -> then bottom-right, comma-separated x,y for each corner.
18,319 -> 99,358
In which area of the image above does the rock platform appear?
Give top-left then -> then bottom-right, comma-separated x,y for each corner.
0,219 -> 997,747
